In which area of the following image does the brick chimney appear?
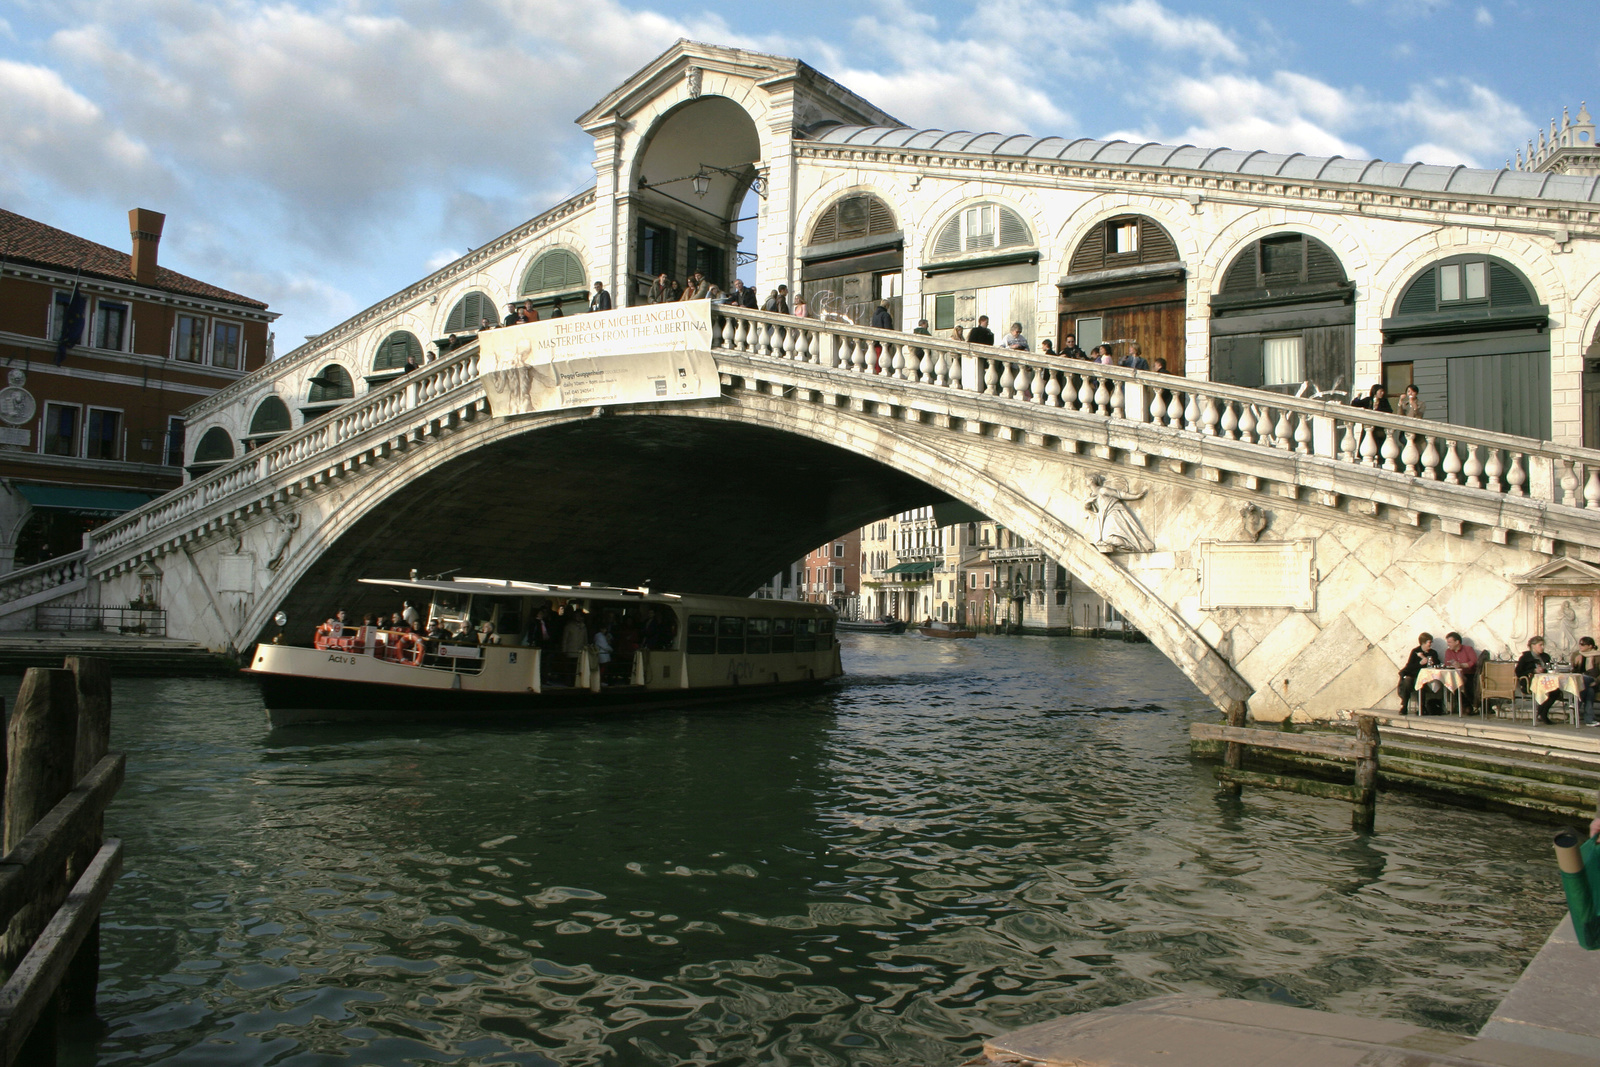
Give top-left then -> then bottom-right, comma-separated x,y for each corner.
128,208 -> 165,283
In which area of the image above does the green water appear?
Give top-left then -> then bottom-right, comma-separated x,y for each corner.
32,634 -> 1565,1065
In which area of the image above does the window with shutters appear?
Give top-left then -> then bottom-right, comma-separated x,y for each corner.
521,249 -> 585,295
808,194 -> 897,245
637,223 -> 674,277
307,365 -> 354,404
372,331 -> 422,373
929,203 -> 1033,258
174,315 -> 206,363
1219,233 -> 1346,292
1262,336 -> 1304,386
444,291 -> 498,333
249,396 -> 293,436
192,426 -> 234,465
1393,256 -> 1537,316
1068,215 -> 1179,273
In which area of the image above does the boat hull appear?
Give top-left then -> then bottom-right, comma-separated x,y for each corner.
836,620 -> 907,634
918,627 -> 976,639
252,669 -> 830,727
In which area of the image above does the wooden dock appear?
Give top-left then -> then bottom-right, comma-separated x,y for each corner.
0,632 -> 230,676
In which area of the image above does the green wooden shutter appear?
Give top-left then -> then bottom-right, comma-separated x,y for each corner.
997,207 -> 1031,249
1069,225 -> 1105,274
193,427 -> 235,463
809,204 -> 839,245
1140,219 -> 1178,264
1305,238 -> 1346,284
1210,335 -> 1264,388
1397,270 -> 1437,315
837,196 -> 869,239
933,217 -> 962,257
373,331 -> 420,372
867,197 -> 895,235
249,396 -> 292,435
1488,261 -> 1534,307
308,365 -> 354,403
1221,249 -> 1258,293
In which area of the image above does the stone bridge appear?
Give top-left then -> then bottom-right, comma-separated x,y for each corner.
14,303 -> 1600,722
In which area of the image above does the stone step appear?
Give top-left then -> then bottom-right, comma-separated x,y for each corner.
1380,755 -> 1595,818
1380,739 -> 1600,790
0,636 -> 232,676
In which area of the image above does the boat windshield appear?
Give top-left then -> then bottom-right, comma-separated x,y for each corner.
429,591 -> 471,634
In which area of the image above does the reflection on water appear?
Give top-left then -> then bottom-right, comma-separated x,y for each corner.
33,634 -> 1562,1065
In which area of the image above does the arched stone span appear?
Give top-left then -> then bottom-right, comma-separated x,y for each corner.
236,399 -> 1253,716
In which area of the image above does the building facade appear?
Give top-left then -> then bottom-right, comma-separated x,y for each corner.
0,208 -> 273,572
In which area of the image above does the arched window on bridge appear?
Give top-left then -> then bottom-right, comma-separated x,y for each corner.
1059,214 -> 1186,374
1587,321 -> 1600,448
801,193 -> 903,328
1209,232 -> 1353,397
922,202 -> 1037,342
519,250 -> 589,319
442,291 -> 499,337
188,425 -> 235,478
1382,255 -> 1548,440
243,395 -> 292,451
302,364 -> 354,421
370,331 -> 422,384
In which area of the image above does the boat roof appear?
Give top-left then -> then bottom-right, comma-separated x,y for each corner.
357,577 -> 833,613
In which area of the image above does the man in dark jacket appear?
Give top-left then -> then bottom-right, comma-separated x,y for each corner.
588,281 -> 612,313
1515,635 -> 1558,724
967,315 -> 994,346
870,302 -> 894,330
1060,332 -> 1087,360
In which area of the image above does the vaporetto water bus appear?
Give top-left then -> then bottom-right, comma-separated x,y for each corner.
248,577 -> 842,726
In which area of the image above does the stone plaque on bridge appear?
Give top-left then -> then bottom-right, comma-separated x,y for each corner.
217,553 -> 255,594
477,302 -> 720,416
1198,540 -> 1316,611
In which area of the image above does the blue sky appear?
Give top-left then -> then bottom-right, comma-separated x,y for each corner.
1,0 -> 1592,351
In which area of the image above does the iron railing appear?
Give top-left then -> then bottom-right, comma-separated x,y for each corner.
36,605 -> 167,636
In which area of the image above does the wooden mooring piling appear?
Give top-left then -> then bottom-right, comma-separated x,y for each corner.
0,658 -> 124,1066
1191,711 -> 1380,831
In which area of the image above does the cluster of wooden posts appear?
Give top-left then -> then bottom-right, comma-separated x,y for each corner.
1190,706 -> 1380,831
0,658 -> 124,1066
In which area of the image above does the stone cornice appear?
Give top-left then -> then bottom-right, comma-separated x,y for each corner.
793,143 -> 1600,233
180,188 -> 596,425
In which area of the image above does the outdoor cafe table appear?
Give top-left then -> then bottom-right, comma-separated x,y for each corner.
1529,672 -> 1587,726
1414,666 -> 1466,715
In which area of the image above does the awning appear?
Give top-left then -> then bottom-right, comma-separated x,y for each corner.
885,561 -> 936,576
17,484 -> 160,517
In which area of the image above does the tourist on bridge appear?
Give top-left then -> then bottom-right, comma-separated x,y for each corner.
1398,383 -> 1426,419
913,319 -> 931,337
1060,332 -> 1087,360
792,291 -> 808,317
871,301 -> 894,331
1040,339 -> 1055,355
968,315 -> 994,346
1515,635 -> 1559,725
726,279 -> 749,306
1398,632 -> 1443,715
1121,343 -> 1150,371
763,285 -> 790,314
589,281 -> 612,312
1002,323 -> 1029,351
650,273 -> 676,303
682,272 -> 708,300
741,281 -> 758,309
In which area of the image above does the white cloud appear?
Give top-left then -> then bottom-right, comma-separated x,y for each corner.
1162,72 -> 1370,157
1096,0 -> 1244,63
1475,5 -> 1494,25
1394,79 -> 1528,167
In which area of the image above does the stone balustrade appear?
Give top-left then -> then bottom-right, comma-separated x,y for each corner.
708,304 -> 1600,510
0,550 -> 90,617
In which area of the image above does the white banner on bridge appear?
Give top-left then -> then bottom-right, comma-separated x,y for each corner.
477,302 -> 719,417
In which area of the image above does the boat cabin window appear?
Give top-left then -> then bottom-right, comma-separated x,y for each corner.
816,616 -> 834,650
478,597 -> 522,644
771,617 -> 794,653
429,591 -> 471,634
718,616 -> 745,656
795,617 -> 816,653
686,615 -> 716,655
745,617 -> 771,655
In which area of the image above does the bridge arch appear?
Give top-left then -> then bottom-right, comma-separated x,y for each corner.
244,399 -> 1251,715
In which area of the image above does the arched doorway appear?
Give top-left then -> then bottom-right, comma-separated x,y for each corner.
1060,214 -> 1185,373
800,193 -> 902,327
631,96 -> 761,305
1209,233 -> 1353,396
920,201 -> 1037,340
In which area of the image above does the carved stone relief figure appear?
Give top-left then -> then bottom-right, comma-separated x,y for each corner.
1240,503 -> 1269,542
685,66 -> 703,98
266,512 -> 301,572
1086,474 -> 1154,553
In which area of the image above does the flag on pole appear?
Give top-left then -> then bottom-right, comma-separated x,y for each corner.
55,282 -> 86,365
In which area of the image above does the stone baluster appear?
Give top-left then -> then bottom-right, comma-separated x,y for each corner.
1359,427 -> 1379,467
1045,370 -> 1062,407
1463,444 -> 1483,488
1094,378 -> 1111,416
808,332 -> 821,364
1561,461 -> 1580,507
1401,433 -> 1421,475
1272,409 -> 1292,451
1441,439 -> 1462,483
999,362 -> 1016,399
1586,466 -> 1600,509
1219,400 -> 1239,440
1166,392 -> 1183,426
721,316 -> 738,350
1507,453 -> 1527,497
984,359 -> 1000,395
1200,395 -> 1219,436
1182,392 -> 1199,432
1110,380 -> 1124,420
1017,364 -> 1034,402
1380,431 -> 1400,471
918,348 -> 932,383
1149,389 -> 1166,425
1076,375 -> 1093,412
1420,436 -> 1441,480
935,351 -> 950,387
1033,366 -> 1048,404
850,338 -> 867,374
1238,404 -> 1257,443
1483,449 -> 1504,491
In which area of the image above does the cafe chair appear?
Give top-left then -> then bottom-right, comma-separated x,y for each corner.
1478,661 -> 1523,720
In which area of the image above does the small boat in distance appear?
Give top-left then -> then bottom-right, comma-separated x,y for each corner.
918,621 -> 976,639
836,618 -> 907,634
247,576 -> 842,727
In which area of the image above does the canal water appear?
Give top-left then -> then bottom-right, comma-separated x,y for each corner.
33,634 -> 1563,1066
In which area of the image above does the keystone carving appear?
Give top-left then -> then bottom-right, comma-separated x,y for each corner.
685,66 -> 703,98
1086,474 -> 1154,554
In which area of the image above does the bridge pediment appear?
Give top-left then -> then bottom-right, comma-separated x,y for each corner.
1515,556 -> 1600,586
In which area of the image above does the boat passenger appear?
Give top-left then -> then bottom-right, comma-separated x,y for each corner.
594,624 -> 614,686
562,608 -> 589,684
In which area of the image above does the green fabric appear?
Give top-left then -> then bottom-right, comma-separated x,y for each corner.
17,484 -> 157,516
885,561 -> 935,575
